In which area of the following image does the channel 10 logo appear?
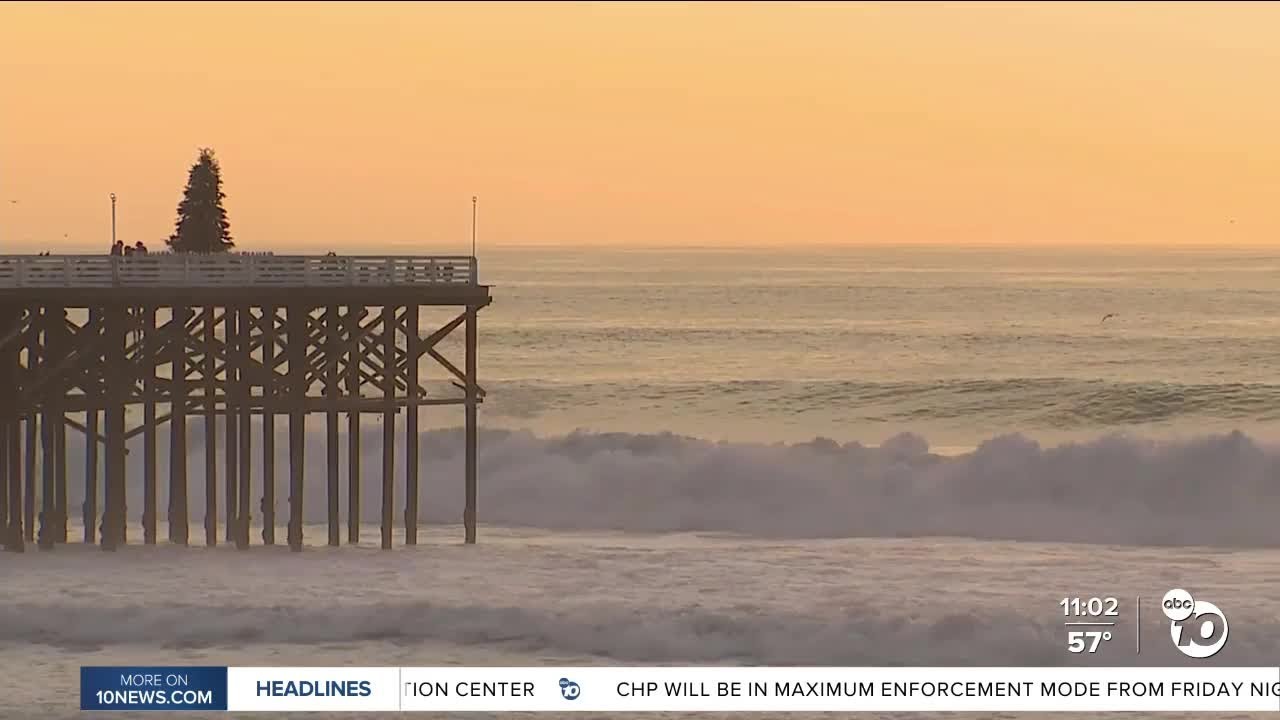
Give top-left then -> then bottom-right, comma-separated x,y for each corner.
559,678 -> 581,701
1162,588 -> 1228,659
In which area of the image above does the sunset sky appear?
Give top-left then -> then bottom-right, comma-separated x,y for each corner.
1,1 -> 1277,252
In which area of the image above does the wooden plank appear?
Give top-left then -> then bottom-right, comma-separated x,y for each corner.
414,312 -> 466,360
124,413 -> 172,441
0,254 -> 479,289
425,343 -> 465,385
0,285 -> 492,310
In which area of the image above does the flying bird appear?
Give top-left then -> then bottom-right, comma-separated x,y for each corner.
1100,313 -> 1118,323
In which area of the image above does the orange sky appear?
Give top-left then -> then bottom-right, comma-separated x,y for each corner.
1,1 -> 1277,252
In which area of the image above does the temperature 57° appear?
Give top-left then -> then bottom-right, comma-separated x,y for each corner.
1067,630 -> 1112,653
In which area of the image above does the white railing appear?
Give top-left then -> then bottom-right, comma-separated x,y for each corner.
0,254 -> 478,288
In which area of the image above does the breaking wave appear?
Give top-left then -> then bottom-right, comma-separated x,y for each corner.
60,425 -> 1280,548
15,426 -> 1280,664
433,428 -> 1280,547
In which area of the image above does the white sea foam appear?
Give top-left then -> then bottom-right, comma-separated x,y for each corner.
0,598 -> 1062,664
3,530 -> 1278,667
59,424 -> 1280,548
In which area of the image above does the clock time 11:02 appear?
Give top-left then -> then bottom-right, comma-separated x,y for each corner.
1060,597 -> 1119,617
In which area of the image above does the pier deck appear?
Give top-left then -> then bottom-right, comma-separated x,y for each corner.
0,253 -> 490,552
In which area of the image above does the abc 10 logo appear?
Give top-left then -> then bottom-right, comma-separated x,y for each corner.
1162,588 -> 1228,659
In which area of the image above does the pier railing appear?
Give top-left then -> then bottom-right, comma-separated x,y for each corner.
0,254 -> 478,288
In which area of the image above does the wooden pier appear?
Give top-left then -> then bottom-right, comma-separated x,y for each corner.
0,253 -> 490,552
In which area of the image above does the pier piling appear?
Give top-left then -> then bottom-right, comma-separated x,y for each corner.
1,306 -> 20,552
225,306 -> 239,545
381,306 -> 395,550
80,305 -> 100,545
39,397 -> 54,549
23,309 -> 38,545
326,305 -> 340,547
261,304 -> 276,546
287,304 -> 306,552
170,305 -> 190,545
405,303 -> 419,545
237,306 -> 252,550
143,305 -> 157,545
53,308 -> 67,543
464,304 -> 478,544
8,416 -> 21,551
204,305 -> 217,548
23,414 -> 35,544
346,306 -> 361,545
102,305 -> 127,550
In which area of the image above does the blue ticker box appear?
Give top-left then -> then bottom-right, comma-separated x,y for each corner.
81,666 -> 228,711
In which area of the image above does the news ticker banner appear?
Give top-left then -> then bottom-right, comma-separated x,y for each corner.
82,666 -> 1280,712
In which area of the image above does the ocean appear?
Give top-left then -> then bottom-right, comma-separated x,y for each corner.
5,244 -> 1280,718
473,244 -> 1280,449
